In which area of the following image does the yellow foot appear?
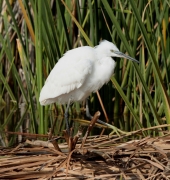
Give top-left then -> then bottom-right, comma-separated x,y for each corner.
97,119 -> 127,136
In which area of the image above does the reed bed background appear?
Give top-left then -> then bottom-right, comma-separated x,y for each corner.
0,0 -> 170,147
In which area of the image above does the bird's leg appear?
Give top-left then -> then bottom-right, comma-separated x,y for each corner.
65,99 -> 71,135
85,98 -> 127,136
86,98 -> 93,119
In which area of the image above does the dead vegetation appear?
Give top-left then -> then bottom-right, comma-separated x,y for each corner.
1,130 -> 170,179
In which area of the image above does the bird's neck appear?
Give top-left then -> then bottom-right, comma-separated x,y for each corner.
94,47 -> 109,60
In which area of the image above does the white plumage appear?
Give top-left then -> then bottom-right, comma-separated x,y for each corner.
39,40 -> 138,105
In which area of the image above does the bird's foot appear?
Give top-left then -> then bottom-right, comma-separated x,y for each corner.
108,125 -> 128,136
96,119 -> 127,136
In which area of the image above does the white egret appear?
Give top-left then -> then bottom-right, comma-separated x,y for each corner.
39,40 -> 139,134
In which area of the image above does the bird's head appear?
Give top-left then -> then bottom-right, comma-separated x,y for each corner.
95,40 -> 139,63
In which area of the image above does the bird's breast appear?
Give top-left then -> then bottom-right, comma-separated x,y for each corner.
81,57 -> 116,92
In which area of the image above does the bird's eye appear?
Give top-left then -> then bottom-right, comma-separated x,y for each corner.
110,50 -> 114,52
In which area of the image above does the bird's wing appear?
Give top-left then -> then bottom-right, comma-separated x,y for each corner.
39,48 -> 93,102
